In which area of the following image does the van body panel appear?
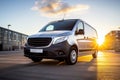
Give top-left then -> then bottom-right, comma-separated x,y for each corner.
24,19 -> 98,64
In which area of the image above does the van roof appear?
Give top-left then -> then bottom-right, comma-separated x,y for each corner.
56,19 -> 82,22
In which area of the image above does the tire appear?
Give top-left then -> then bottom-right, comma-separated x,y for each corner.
31,58 -> 43,62
65,48 -> 78,65
92,50 -> 98,58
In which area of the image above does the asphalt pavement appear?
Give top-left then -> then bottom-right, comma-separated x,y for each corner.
0,50 -> 120,80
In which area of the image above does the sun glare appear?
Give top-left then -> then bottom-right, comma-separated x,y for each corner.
97,37 -> 104,46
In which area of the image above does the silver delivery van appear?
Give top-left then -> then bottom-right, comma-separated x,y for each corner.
24,19 -> 98,65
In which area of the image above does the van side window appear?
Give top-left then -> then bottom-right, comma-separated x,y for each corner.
78,22 -> 84,30
84,23 -> 97,39
76,22 -> 84,35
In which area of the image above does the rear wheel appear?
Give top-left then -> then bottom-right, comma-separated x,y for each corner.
65,48 -> 78,65
31,58 -> 43,62
92,50 -> 98,58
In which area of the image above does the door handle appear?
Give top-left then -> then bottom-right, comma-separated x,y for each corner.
84,36 -> 88,39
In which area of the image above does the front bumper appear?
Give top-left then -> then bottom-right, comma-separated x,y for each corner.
24,41 -> 71,59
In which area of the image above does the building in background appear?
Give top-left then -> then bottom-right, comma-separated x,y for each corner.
0,26 -> 28,51
104,30 -> 120,52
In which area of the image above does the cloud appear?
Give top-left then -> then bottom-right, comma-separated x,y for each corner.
32,0 -> 90,17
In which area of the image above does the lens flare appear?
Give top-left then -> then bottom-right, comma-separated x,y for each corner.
97,37 -> 104,46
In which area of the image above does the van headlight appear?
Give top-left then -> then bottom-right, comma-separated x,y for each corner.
53,36 -> 68,44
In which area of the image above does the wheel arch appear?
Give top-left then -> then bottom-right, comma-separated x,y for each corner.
70,44 -> 78,54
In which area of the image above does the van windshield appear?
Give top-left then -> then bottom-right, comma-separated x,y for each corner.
40,19 -> 77,32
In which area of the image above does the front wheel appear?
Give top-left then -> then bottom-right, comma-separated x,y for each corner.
65,48 -> 78,65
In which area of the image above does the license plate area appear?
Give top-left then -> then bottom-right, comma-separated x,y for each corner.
30,49 -> 43,53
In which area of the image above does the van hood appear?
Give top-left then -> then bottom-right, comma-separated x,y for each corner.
29,31 -> 71,38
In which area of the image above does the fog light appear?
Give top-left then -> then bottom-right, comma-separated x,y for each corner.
58,51 -> 64,55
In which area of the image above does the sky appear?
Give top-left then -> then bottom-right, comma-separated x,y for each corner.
0,0 -> 120,41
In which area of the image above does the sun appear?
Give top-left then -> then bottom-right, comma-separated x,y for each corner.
97,37 -> 104,46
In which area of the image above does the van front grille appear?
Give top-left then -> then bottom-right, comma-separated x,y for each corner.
28,38 -> 52,47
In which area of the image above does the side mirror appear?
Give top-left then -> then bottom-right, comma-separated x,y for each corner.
79,29 -> 84,34
76,29 -> 84,35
